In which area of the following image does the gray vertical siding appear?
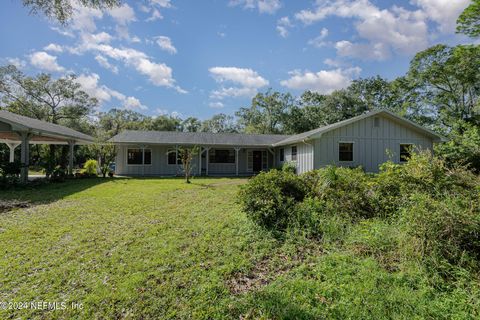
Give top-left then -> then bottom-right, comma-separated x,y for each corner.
274,143 -> 314,174
312,114 -> 434,172
115,145 -> 272,176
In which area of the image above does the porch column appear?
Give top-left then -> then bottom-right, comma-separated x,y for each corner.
206,147 -> 209,176
175,145 -> 179,175
68,140 -> 75,176
142,145 -> 145,177
19,132 -> 31,183
198,147 -> 202,176
235,147 -> 240,176
6,142 -> 20,163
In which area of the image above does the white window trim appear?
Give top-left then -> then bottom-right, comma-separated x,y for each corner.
338,141 -> 354,162
126,147 -> 152,166
291,145 -> 298,162
208,149 -> 236,164
399,143 -> 414,163
166,148 -> 181,166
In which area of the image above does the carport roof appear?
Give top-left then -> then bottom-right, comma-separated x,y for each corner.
0,110 -> 94,144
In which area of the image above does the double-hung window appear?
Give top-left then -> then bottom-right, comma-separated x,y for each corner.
279,148 -> 285,162
339,143 -> 353,162
291,146 -> 297,161
167,149 -> 181,165
127,148 -> 151,165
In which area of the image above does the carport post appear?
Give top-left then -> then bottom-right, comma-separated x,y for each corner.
235,147 -> 241,176
6,142 -> 20,163
19,132 -> 31,183
68,140 -> 75,176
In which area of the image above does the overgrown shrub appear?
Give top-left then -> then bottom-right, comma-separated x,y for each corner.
302,166 -> 373,219
237,169 -> 306,231
399,193 -> 480,273
281,161 -> 297,174
83,159 -> 98,176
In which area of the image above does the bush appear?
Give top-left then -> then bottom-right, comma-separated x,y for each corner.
281,161 -> 297,174
301,166 -> 373,219
49,165 -> 66,182
83,159 -> 98,176
237,169 -> 306,231
399,193 -> 480,273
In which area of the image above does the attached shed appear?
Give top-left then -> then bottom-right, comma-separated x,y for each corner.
273,110 -> 445,173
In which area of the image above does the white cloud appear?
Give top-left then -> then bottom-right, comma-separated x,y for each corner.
209,101 -> 225,109
209,67 -> 269,88
276,16 -> 292,37
29,51 -> 65,72
229,0 -> 282,14
335,40 -> 390,60
95,55 -> 119,73
295,0 -> 430,58
76,73 -> 147,110
209,67 -> 268,100
307,28 -> 329,47
155,36 -> 177,54
124,96 -> 147,110
150,0 -> 172,8
146,9 -> 163,22
108,3 -> 136,25
70,4 -> 103,33
280,67 -> 361,93
412,0 -> 470,33
43,43 -> 63,53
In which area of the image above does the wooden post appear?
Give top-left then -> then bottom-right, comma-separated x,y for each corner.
19,132 -> 30,183
206,148 -> 209,176
68,140 -> 75,176
6,142 -> 20,163
142,145 -> 145,177
198,147 -> 202,176
175,145 -> 179,176
235,147 -> 240,176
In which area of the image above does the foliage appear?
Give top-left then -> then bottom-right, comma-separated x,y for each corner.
281,161 -> 296,174
0,161 -> 21,187
48,165 -> 66,182
88,140 -> 116,178
177,146 -> 199,183
200,113 -> 239,133
83,159 -> 98,176
21,0 -> 120,24
238,170 -> 307,231
457,0 -> 480,37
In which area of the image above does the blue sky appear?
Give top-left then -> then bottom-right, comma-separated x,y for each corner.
0,0 -> 473,119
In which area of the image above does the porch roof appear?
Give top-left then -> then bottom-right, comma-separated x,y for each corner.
110,130 -> 290,147
0,110 -> 93,144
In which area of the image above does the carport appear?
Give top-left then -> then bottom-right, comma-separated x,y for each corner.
0,110 -> 94,183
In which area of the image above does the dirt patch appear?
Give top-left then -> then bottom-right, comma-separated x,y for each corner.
226,253 -> 302,294
0,200 -> 30,213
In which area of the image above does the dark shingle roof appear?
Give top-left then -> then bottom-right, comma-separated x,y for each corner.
110,130 -> 290,147
0,110 -> 93,142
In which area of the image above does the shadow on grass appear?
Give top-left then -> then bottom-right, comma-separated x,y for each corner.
0,177 -> 115,205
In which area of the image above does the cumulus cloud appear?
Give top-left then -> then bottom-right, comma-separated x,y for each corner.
155,36 -> 177,54
29,51 -> 65,72
412,0 -> 470,33
209,67 -> 269,100
276,16 -> 292,37
295,0 -> 431,58
229,0 -> 282,14
209,101 -> 225,109
307,28 -> 329,47
70,4 -> 103,33
76,73 -> 147,110
280,67 -> 361,93
95,55 -> 119,74
6,57 -> 26,69
43,43 -> 63,53
335,40 -> 390,60
108,3 -> 136,25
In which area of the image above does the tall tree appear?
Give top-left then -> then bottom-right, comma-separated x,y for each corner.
97,108 -> 148,138
21,0 -> 120,24
200,114 -> 238,133
236,90 -> 294,134
457,0 -> 480,37
405,44 -> 480,131
0,65 -> 97,125
182,117 -> 201,132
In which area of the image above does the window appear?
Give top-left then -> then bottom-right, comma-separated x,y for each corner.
279,148 -> 284,162
339,143 -> 353,162
400,144 -> 413,162
291,146 -> 297,161
167,149 -> 181,165
209,149 -> 235,163
127,148 -> 151,165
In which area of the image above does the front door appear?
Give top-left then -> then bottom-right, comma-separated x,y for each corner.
253,151 -> 262,172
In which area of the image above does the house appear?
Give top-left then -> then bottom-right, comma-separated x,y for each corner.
110,110 -> 445,176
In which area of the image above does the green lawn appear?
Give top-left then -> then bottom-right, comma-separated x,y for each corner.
0,178 -> 478,319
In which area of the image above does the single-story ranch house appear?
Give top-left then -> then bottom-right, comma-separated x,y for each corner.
110,109 -> 444,176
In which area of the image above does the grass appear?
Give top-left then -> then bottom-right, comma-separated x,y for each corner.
0,178 -> 479,319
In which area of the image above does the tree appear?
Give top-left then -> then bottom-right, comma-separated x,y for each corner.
200,114 -> 238,133
236,90 -> 294,134
88,140 -> 116,178
182,117 -> 201,132
457,0 -> 480,37
177,146 -> 199,183
21,0 -> 120,24
405,44 -> 480,132
97,108 -> 148,138
348,76 -> 403,112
